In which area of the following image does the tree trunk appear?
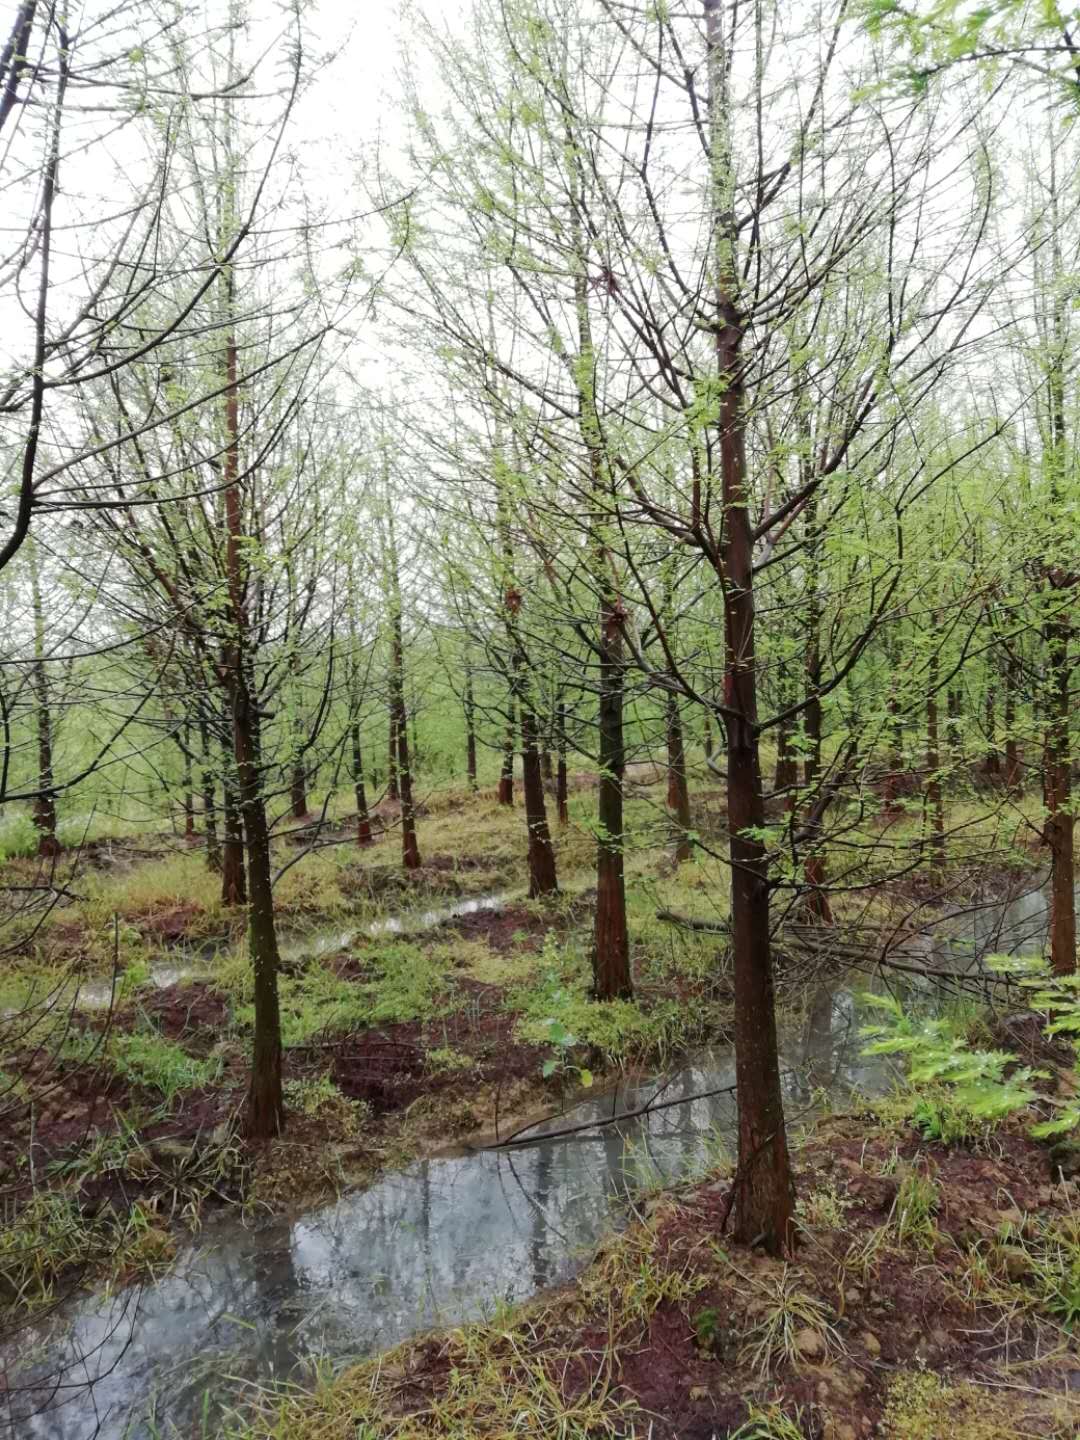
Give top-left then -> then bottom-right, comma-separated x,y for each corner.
181,726 -> 196,844
221,317 -> 283,1138
498,702 -> 515,805
387,709 -> 399,801
352,720 -> 373,846
947,686 -> 963,772
199,716 -> 221,872
1046,613 -> 1075,974
1004,652 -> 1021,793
384,511 -> 420,871
290,763 -> 308,821
236,679 -> 284,1138
28,544 -> 60,858
666,692 -> 693,863
522,704 -> 558,897
593,605 -> 631,998
925,627 -> 946,879
464,664 -> 478,791
773,697 -> 798,807
221,772 -> 247,906
556,699 -> 569,825
800,496 -> 831,922
883,635 -> 904,815
984,682 -> 1000,778
707,0 -> 793,1255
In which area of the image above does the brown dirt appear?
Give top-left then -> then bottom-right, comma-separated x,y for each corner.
320,978 -> 543,1119
446,903 -> 549,952
355,1119 -> 1080,1439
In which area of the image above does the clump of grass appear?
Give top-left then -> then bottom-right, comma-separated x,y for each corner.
797,1179 -> 852,1232
223,1308 -> 639,1438
580,1214 -> 708,1331
426,1045 -> 474,1074
890,1168 -> 940,1249
731,1403 -> 813,1440
0,1189 -> 173,1315
283,1075 -> 367,1136
110,1030 -> 223,1101
741,1263 -> 843,1376
515,937 -> 692,1064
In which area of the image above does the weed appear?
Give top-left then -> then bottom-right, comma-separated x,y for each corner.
282,1075 -> 366,1135
890,1168 -> 940,1249
0,1188 -> 173,1315
797,1179 -> 851,1232
425,1045 -> 474,1074
843,1222 -> 891,1286
741,1263 -> 843,1376
730,1402 -> 812,1440
691,1304 -> 724,1354
110,1030 -> 223,1101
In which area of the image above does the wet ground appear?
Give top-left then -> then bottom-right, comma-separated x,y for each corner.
0,874 -> 1071,1438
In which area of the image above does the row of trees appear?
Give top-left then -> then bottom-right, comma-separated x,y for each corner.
2,0 -> 1077,1254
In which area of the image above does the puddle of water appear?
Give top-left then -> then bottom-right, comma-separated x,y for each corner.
73,896 -> 510,1010
76,965 -> 191,1012
279,893 -> 508,960
0,986 -> 888,1440
3,877 -> 1063,1437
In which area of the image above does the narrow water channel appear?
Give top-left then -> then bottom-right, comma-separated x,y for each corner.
0,876 -> 1064,1438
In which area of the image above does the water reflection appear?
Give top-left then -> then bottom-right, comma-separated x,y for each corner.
4,874 -> 1066,1437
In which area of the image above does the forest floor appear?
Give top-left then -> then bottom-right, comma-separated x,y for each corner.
235,1101 -> 1080,1439
0,769 -> 1062,1440
0,776 -> 744,1319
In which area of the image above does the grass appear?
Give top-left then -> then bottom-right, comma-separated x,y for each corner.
109,1030 -> 223,1100
739,1262 -> 843,1376
0,1187 -> 174,1313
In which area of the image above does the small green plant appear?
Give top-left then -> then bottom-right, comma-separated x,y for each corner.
540,1017 -> 593,1088
282,1075 -> 366,1135
890,1168 -> 940,1249
860,991 -> 1043,1131
426,1046 -> 474,1074
797,1180 -> 851,1231
110,1031 -> 223,1101
691,1304 -> 724,1354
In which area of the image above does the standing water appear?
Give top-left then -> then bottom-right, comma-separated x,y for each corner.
0,877 -> 1062,1437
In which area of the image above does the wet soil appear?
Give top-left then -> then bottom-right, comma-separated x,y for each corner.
359,1120 -> 1080,1439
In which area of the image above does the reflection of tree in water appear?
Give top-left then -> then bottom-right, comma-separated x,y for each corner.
803,985 -> 837,1095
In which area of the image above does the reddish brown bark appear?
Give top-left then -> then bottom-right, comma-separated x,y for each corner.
352,720 -> 373,847
707,0 -> 793,1254
522,704 -> 558,897
592,604 -> 631,999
